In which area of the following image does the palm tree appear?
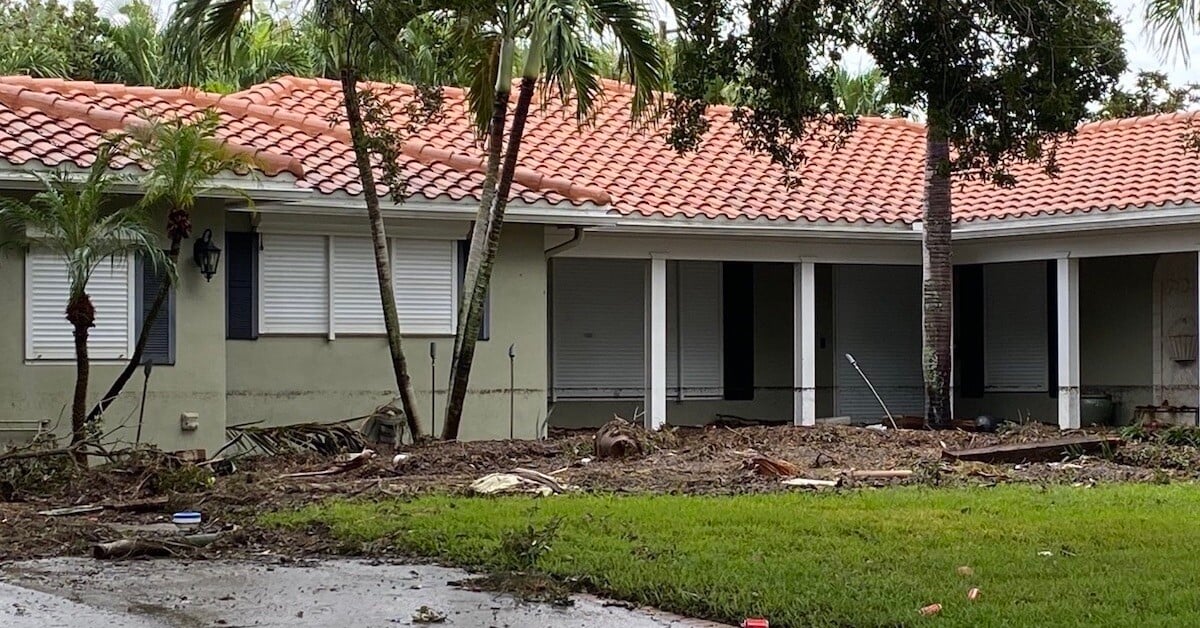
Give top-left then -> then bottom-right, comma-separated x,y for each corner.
0,150 -> 170,450
88,111 -> 254,425
168,0 -> 468,440
442,0 -> 665,439
97,0 -> 172,86
832,67 -> 897,117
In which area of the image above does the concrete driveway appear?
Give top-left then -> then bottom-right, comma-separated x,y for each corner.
1,558 -> 730,627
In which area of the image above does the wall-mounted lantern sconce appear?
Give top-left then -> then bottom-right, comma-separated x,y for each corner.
192,228 -> 221,282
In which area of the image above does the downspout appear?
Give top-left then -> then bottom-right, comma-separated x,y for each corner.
544,226 -> 586,258
544,226 -> 586,411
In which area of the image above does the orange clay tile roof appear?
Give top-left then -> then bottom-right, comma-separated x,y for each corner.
0,74 -> 1198,224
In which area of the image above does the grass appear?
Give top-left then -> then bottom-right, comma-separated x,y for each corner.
264,484 -> 1200,627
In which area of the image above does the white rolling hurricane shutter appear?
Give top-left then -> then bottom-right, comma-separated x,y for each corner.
392,239 -> 456,334
260,234 -> 328,333
553,259 -> 724,399
984,261 -> 1048,391
553,258 -> 646,398
332,236 -> 384,334
834,265 -> 923,419
667,261 -> 723,397
27,251 -> 131,360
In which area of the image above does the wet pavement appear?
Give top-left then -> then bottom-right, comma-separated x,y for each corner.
0,558 -> 729,627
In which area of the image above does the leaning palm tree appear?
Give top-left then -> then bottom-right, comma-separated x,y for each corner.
443,0 -> 665,439
0,150 -> 171,449
88,111 -> 255,425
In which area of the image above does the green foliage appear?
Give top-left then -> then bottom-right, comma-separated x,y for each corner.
0,149 -> 169,299
864,0 -> 1125,184
832,66 -> 898,117
497,515 -> 563,571
0,0 -> 105,78
669,0 -> 1127,184
267,486 -> 1200,627
1093,71 -> 1199,120
0,435 -> 76,499
154,463 -> 215,493
114,110 -> 257,215
667,0 -> 858,181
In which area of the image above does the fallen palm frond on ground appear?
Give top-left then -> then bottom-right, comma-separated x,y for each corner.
226,421 -> 367,456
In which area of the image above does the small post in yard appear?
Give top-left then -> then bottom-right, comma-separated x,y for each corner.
135,360 -> 153,446
508,343 -> 516,439
429,342 -> 437,437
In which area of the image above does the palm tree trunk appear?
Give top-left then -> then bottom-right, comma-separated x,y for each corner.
87,233 -> 182,424
66,292 -> 95,451
442,75 -> 537,441
340,67 -> 424,440
454,38 -> 513,360
922,115 -> 953,427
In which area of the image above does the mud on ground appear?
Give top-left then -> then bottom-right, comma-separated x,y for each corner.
0,422 -> 1195,560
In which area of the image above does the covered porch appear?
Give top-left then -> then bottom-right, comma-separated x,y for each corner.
545,229 -> 1195,430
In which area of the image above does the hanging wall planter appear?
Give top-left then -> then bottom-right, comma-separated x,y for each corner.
1169,334 -> 1198,362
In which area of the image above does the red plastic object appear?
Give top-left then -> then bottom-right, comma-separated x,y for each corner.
741,619 -> 769,628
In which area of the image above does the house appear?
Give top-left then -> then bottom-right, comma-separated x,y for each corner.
1,74 -> 1198,454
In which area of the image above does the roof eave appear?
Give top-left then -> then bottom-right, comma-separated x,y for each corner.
952,202 -> 1200,239
0,164 -> 311,202
252,194 -> 622,226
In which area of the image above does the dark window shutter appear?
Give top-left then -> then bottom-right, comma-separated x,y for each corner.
226,232 -> 258,340
457,240 -> 490,341
723,262 -> 754,400
954,265 -> 985,398
137,256 -> 174,365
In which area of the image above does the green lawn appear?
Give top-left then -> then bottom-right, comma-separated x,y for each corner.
265,485 -> 1200,627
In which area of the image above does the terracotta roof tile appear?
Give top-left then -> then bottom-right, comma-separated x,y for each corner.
0,74 -> 1196,223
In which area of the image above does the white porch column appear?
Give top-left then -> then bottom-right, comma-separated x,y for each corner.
644,258 -> 668,430
794,262 -> 817,426
1056,257 -> 1081,430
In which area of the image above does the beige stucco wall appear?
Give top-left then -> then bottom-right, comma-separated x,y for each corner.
549,262 -> 838,428
1153,252 -> 1197,413
955,255 -> 1156,425
225,222 -> 548,440
0,201 -> 227,453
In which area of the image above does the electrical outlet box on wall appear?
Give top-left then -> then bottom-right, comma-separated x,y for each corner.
180,412 -> 199,432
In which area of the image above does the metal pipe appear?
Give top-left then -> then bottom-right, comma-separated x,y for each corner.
544,226 -> 585,257
844,353 -> 899,430
430,342 -> 437,438
135,361 -> 153,446
508,344 -> 516,439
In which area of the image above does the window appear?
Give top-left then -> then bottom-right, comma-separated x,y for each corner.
984,261 -> 1049,391
551,258 -> 724,399
257,233 -> 458,336
26,250 -> 134,361
135,255 -> 175,365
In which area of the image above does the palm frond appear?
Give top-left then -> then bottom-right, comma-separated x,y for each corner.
1145,0 -> 1200,62
582,0 -> 663,119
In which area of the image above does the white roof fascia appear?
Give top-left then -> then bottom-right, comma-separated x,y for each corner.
256,194 -> 623,226
0,164 -> 311,201
952,203 -> 1200,240
602,215 -> 921,241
